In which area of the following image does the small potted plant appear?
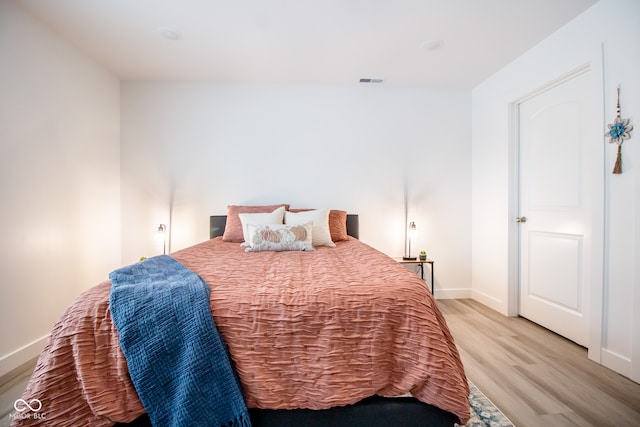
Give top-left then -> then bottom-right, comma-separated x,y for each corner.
419,251 -> 427,261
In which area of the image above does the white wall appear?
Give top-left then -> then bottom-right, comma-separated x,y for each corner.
0,2 -> 121,376
471,0 -> 640,381
121,82 -> 472,298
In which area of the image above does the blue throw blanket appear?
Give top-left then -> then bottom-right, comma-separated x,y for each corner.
109,255 -> 251,427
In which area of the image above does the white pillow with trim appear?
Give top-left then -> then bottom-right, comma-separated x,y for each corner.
244,222 -> 314,252
238,206 -> 285,246
284,208 -> 335,247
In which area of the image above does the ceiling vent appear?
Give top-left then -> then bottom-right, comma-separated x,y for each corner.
359,78 -> 384,84
157,26 -> 182,41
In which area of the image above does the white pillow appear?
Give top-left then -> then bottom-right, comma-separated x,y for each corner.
284,209 -> 336,247
244,222 -> 314,252
238,206 -> 285,245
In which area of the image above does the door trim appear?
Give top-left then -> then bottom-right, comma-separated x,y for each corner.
507,45 -> 605,362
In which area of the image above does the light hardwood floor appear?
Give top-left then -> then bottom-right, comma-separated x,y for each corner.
438,298 -> 640,427
0,359 -> 35,427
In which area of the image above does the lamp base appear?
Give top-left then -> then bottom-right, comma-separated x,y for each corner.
402,256 -> 417,261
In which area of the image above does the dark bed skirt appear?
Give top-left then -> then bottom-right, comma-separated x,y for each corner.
116,396 -> 457,427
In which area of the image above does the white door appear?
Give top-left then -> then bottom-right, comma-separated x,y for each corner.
518,70 -> 592,347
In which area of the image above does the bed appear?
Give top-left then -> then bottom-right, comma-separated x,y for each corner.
12,207 -> 470,427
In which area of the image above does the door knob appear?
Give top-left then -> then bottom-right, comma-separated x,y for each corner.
516,216 -> 527,223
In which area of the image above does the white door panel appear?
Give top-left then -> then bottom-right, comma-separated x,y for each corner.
519,70 -> 591,347
527,102 -> 582,209
527,232 -> 583,313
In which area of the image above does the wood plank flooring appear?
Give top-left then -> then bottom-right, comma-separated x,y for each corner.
0,359 -> 35,427
438,298 -> 640,427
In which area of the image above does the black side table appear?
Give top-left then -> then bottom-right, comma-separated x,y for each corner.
393,258 -> 434,294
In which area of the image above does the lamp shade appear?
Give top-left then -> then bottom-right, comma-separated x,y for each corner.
403,221 -> 417,260
157,224 -> 167,254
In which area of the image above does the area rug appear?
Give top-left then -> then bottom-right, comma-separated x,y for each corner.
458,381 -> 515,427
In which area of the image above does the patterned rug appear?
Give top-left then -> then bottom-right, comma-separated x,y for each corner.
458,381 -> 514,427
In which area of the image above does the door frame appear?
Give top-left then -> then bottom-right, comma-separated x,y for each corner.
507,48 -> 605,363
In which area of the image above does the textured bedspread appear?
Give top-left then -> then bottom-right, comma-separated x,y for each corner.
13,237 -> 470,426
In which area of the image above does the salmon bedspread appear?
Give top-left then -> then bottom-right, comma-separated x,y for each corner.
13,237 -> 470,426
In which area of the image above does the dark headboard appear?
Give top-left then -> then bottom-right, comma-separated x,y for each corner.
210,214 -> 359,240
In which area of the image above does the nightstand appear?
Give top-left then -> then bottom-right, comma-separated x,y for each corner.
393,257 -> 434,294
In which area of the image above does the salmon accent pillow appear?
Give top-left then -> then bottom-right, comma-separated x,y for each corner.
327,210 -> 348,242
244,222 -> 314,252
222,204 -> 289,243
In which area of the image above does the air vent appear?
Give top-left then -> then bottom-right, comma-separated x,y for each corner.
359,78 -> 384,84
157,26 -> 183,41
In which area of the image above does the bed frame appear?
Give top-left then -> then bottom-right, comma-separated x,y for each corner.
119,214 -> 458,427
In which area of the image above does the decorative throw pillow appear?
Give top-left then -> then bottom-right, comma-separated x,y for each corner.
244,222 -> 314,252
284,209 -> 335,247
327,210 -> 348,241
222,204 -> 289,243
288,209 -> 349,242
238,207 -> 286,245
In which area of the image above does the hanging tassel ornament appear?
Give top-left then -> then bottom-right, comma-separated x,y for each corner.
613,145 -> 623,174
606,86 -> 633,174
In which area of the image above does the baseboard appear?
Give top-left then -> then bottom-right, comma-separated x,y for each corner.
0,335 -> 48,378
435,288 -> 472,299
601,348 -> 631,378
470,289 -> 508,316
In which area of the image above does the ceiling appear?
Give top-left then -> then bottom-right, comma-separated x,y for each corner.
17,0 -> 598,88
